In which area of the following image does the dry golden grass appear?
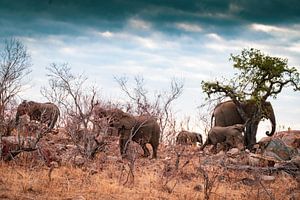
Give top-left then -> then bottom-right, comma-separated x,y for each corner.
0,141 -> 299,200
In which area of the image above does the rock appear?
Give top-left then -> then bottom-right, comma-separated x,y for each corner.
274,130 -> 300,148
227,148 -> 240,156
247,153 -> 271,167
241,178 -> 256,186
258,136 -> 273,149
262,138 -> 297,161
228,158 -> 239,164
193,184 -> 203,191
261,175 -> 275,182
107,156 -> 119,161
248,156 -> 261,166
216,150 -> 225,156
291,155 -> 300,167
164,156 -> 172,160
1,136 -> 36,160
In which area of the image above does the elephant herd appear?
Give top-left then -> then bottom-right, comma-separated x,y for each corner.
13,99 -> 276,159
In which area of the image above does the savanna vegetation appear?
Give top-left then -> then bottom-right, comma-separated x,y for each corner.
1,39 -> 300,199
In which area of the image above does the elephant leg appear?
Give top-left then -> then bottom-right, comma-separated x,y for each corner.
225,136 -> 234,150
151,143 -> 158,159
48,118 -> 57,130
140,143 -> 150,157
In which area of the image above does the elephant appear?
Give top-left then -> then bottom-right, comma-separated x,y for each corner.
15,100 -> 60,130
211,100 -> 276,149
176,130 -> 203,146
200,124 -> 245,153
106,109 -> 160,159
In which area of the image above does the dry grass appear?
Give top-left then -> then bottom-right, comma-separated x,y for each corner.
0,138 -> 299,200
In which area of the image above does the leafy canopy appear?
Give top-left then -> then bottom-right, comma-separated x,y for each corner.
202,48 -> 300,103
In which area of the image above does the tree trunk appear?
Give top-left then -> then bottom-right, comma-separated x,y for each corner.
245,120 -> 259,149
245,110 -> 261,150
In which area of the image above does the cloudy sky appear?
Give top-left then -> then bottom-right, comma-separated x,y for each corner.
1,0 -> 300,137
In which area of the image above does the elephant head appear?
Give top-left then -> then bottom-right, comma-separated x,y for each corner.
107,108 -> 160,159
15,100 -> 60,130
261,101 -> 276,136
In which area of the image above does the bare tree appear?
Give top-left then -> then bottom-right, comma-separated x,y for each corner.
0,38 -> 31,140
41,63 -> 104,159
115,75 -> 184,142
0,38 -> 31,115
41,63 -> 98,129
0,38 -> 31,117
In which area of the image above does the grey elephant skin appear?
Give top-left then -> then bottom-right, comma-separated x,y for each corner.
201,124 -> 244,152
107,109 -> 160,159
15,100 -> 60,130
176,130 -> 202,145
212,100 -> 276,147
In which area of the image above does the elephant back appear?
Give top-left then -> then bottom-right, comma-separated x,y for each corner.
16,101 -> 60,129
118,113 -> 136,130
213,101 -> 245,126
134,115 -> 160,142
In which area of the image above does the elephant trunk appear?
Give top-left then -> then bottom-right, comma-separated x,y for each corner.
266,108 -> 276,136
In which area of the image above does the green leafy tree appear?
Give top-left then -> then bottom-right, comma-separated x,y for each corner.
202,48 -> 300,149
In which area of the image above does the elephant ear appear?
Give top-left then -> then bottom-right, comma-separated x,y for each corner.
118,113 -> 136,130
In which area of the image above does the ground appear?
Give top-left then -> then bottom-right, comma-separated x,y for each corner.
0,130 -> 299,200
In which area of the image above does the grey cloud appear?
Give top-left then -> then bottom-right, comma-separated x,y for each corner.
0,0 -> 300,38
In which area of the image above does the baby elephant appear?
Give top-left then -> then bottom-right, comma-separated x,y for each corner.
200,124 -> 245,153
176,130 -> 202,146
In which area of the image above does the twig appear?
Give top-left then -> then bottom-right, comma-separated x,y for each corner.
226,164 -> 299,175
258,180 -> 275,200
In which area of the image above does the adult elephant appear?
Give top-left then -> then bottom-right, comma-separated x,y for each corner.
176,130 -> 202,145
211,100 -> 276,148
15,100 -> 60,130
107,109 -> 160,159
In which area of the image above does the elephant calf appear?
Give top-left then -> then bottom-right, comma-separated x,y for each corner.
176,130 -> 202,146
201,124 -> 245,153
107,109 -> 160,159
